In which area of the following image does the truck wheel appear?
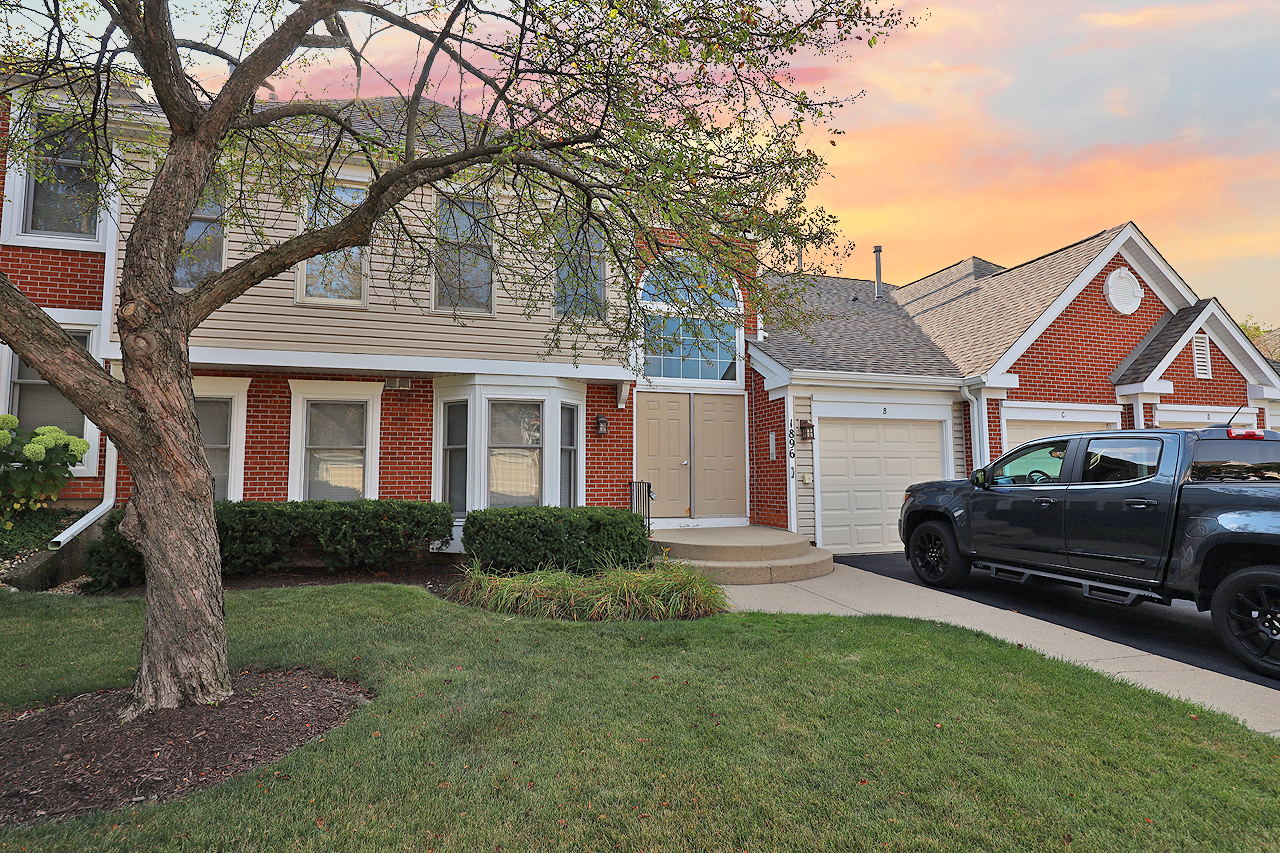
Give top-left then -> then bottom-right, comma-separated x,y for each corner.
908,521 -> 971,588
1211,567 -> 1280,680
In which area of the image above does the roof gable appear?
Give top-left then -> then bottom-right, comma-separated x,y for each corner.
896,226 -> 1127,376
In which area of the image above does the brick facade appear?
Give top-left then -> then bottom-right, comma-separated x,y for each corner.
583,382 -> 633,509
746,361 -> 787,529
1006,255 -> 1170,406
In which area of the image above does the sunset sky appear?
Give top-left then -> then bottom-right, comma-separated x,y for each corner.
803,1 -> 1280,326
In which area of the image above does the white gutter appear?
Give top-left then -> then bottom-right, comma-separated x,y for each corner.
49,439 -> 117,551
958,383 -> 985,469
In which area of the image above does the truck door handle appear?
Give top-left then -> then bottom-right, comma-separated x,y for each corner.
1124,498 -> 1158,508
1033,497 -> 1059,506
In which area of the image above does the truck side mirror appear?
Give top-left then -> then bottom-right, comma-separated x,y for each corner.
970,468 -> 988,489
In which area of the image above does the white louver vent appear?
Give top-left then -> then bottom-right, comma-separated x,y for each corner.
1192,334 -> 1213,379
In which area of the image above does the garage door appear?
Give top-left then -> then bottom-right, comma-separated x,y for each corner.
1004,420 -> 1109,450
819,418 -> 943,554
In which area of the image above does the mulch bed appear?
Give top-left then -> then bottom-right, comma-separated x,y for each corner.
0,670 -> 369,826
0,563 -> 464,827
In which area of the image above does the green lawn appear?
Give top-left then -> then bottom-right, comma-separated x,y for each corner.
2,584 -> 1278,852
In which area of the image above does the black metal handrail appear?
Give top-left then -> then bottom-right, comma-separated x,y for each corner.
629,480 -> 653,532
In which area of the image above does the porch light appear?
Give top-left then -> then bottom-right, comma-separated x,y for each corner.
596,415 -> 609,436
798,420 -> 815,441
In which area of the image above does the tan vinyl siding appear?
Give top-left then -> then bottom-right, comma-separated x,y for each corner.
113,186 -> 616,365
952,401 -> 967,478
794,395 -> 815,540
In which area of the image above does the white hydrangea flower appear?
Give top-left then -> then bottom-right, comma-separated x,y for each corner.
22,443 -> 46,462
30,434 -> 58,449
0,431 -> 10,449
68,438 -> 90,457
0,414 -> 18,431
33,425 -> 64,436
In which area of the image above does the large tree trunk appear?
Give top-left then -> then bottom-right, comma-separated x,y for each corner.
115,362 -> 230,721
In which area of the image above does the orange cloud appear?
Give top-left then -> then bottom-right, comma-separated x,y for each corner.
1081,2 -> 1277,29
809,120 -> 1280,324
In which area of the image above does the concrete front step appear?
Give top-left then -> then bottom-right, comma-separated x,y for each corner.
650,526 -> 814,562
649,525 -> 835,584
691,549 -> 836,585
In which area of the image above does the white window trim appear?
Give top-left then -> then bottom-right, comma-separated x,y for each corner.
431,191 -> 497,316
0,321 -> 102,478
0,108 -> 113,252
293,186 -> 371,308
433,376 -> 587,515
636,254 -> 746,391
174,205 -> 229,291
192,376 -> 250,501
559,401 -> 584,507
287,379 -> 384,500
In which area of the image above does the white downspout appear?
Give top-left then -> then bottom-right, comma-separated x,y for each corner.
49,439 -> 117,551
959,383 -> 985,469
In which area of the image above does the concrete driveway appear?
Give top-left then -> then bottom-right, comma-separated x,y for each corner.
722,554 -> 1280,737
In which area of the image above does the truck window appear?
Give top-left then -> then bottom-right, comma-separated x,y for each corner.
1081,438 -> 1162,484
990,440 -> 1069,485
1190,440 -> 1280,481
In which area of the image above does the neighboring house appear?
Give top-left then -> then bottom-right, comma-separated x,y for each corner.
3,112 -> 1278,559
749,223 -> 1280,554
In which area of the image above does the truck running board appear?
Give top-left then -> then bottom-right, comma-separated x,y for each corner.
973,561 -> 1172,608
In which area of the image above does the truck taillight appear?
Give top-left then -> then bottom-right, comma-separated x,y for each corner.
1227,429 -> 1265,439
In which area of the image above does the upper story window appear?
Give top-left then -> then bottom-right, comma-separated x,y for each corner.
436,198 -> 493,313
23,114 -> 99,240
174,201 -> 225,290
640,257 -> 741,383
555,227 -> 606,318
298,186 -> 366,305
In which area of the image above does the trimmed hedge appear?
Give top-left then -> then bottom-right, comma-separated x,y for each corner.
84,499 -> 454,592
461,506 -> 649,574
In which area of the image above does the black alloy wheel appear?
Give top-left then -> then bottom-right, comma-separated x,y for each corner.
1211,567 -> 1280,680
908,521 -> 971,588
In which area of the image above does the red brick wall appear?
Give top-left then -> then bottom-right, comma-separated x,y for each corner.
986,398 -> 1003,460
1006,254 -> 1170,406
1143,402 -> 1157,428
0,246 -> 105,310
961,401 -> 974,474
1121,402 -> 1136,430
1161,338 -> 1250,408
746,362 -> 787,528
584,382 -> 633,508
379,379 -> 434,500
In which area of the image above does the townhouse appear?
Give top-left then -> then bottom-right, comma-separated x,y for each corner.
3,102 -> 1278,558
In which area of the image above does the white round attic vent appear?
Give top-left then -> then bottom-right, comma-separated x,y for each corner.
1104,267 -> 1143,315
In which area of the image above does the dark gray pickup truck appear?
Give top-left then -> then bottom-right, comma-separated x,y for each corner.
899,426 -> 1280,678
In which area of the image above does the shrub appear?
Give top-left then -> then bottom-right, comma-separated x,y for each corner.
84,499 -> 454,592
461,506 -> 649,573
0,507 -> 85,561
448,558 -> 728,620
0,416 -> 91,529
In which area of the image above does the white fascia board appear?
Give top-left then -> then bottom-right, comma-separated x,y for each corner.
977,372 -> 1019,389
1117,225 -> 1201,308
1114,380 -> 1175,396
1247,384 -> 1280,401
1001,400 -> 1123,421
745,344 -> 792,391
813,399 -> 953,421
988,224 -> 1193,378
101,342 -> 637,382
1199,307 -> 1280,388
787,369 -> 965,392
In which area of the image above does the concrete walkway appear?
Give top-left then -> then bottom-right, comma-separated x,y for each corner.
724,562 -> 1280,736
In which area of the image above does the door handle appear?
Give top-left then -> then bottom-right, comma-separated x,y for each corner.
1124,498 -> 1158,508
1032,497 -> 1059,506
681,460 -> 689,466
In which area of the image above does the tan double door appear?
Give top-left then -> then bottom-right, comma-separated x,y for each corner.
637,392 -> 746,518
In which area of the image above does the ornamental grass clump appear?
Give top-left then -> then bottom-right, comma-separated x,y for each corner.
0,415 -> 91,530
449,557 -> 728,621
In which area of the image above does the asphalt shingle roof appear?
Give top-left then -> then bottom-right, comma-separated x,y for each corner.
1257,328 -> 1280,360
894,224 -> 1128,376
754,275 -> 962,377
1112,299 -> 1212,386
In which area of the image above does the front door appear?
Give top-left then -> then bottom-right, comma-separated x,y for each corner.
692,393 -> 747,517
638,392 -> 691,517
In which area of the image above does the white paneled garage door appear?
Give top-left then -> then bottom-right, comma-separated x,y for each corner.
819,418 -> 944,554
1004,420 -> 1109,450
